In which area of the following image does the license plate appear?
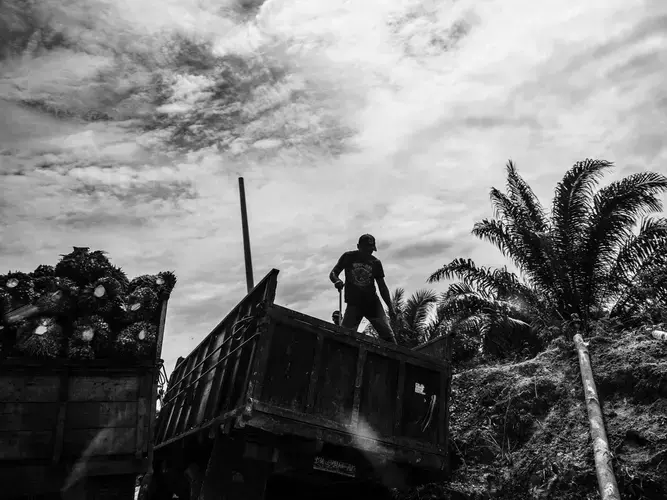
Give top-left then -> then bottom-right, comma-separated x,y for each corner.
313,456 -> 356,477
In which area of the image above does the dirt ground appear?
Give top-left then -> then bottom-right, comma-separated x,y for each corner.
395,324 -> 667,500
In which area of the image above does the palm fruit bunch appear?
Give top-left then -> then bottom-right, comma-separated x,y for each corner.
124,286 -> 160,324
15,316 -> 63,359
54,247 -> 115,287
1,246 -> 176,361
67,315 -> 111,360
32,275 -> 80,316
0,290 -> 10,318
0,271 -> 36,309
78,277 -> 124,317
113,321 -> 158,359
129,272 -> 177,300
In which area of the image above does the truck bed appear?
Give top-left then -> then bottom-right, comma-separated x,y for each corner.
0,301 -> 168,498
154,270 -> 451,478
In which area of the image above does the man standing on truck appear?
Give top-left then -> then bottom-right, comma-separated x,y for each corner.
329,234 -> 397,344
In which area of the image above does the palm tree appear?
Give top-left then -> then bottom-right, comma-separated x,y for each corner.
429,159 -> 667,338
362,288 -> 440,347
430,263 -> 537,358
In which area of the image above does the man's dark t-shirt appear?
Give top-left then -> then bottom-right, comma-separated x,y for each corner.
333,250 -> 385,307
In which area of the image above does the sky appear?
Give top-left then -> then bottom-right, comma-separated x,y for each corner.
1,0 -> 666,377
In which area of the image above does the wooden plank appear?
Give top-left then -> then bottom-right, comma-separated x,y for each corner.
202,320 -> 236,424
349,348 -> 367,430
65,401 -> 139,429
251,401 -> 350,433
0,375 -> 61,402
194,325 -> 227,426
237,335 -> 259,412
305,334 -> 324,412
0,430 -> 54,459
68,375 -> 139,402
165,354 -> 196,439
244,410 -> 445,468
52,369 -> 70,463
0,464 -> 66,497
394,362 -> 406,435
178,338 -> 210,434
63,427 -> 136,457
136,371 -> 152,457
260,322 -> 318,413
268,310 -> 445,372
222,328 -> 246,412
312,339 -> 357,425
358,352 -> 400,437
269,305 -> 449,367
154,299 -> 169,363
0,402 -> 59,430
247,318 -> 275,403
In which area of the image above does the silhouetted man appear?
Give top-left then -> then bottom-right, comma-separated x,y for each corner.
332,310 -> 342,326
329,234 -> 397,344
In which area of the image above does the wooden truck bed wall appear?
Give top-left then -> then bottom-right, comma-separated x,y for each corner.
154,269 -> 452,476
0,301 -> 169,499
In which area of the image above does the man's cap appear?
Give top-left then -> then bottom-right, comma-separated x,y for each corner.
358,234 -> 377,251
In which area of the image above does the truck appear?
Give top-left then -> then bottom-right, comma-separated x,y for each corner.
0,298 -> 170,500
144,269 -> 452,500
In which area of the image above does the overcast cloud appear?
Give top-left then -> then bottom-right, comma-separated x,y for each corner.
1,0 -> 666,376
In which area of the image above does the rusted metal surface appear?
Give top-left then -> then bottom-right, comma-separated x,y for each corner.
154,269 -> 279,448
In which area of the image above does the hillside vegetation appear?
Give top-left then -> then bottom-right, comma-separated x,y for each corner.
396,322 -> 666,500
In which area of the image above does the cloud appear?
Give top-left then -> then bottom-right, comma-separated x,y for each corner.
1,0 -> 666,377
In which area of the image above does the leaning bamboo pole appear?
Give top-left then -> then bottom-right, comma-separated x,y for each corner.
651,329 -> 667,342
573,334 -> 621,500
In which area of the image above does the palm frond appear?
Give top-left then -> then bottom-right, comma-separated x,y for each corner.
579,171 -> 667,312
607,217 -> 667,295
404,289 -> 438,332
505,160 -> 549,232
391,287 -> 406,315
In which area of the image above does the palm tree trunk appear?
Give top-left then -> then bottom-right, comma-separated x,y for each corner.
573,334 -> 620,500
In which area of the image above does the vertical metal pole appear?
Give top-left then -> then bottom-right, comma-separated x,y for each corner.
238,177 -> 254,293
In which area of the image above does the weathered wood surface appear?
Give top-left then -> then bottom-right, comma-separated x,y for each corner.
1,370 -> 155,462
68,375 -> 140,401
153,268 -> 449,474
63,427 -> 137,457
0,430 -> 54,460
0,375 -> 61,402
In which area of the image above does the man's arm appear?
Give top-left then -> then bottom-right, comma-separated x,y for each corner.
376,277 -> 394,315
330,253 -> 346,287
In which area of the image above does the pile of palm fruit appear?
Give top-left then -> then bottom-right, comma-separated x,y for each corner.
0,247 -> 176,361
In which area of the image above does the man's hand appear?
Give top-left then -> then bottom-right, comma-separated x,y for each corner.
334,281 -> 344,291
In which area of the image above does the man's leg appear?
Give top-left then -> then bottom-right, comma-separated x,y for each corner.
341,303 -> 364,332
367,300 -> 397,344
